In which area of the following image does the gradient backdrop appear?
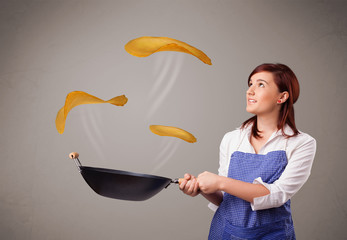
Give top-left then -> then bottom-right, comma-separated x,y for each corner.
1,0 -> 346,239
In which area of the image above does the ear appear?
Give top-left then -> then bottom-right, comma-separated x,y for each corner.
278,91 -> 289,104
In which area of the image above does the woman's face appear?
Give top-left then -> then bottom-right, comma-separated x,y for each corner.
246,71 -> 285,117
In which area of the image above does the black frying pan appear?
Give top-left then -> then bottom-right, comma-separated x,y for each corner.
69,152 -> 183,201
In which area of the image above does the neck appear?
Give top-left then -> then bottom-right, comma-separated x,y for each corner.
256,113 -> 279,135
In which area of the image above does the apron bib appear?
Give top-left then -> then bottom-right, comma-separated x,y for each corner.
208,133 -> 295,240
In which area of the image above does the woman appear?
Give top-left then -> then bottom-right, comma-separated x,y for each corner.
180,63 -> 316,239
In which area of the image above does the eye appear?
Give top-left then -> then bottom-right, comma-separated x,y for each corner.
248,81 -> 253,87
258,83 -> 265,87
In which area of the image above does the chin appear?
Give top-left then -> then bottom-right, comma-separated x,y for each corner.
246,107 -> 256,114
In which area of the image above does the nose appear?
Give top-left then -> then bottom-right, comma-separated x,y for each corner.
247,86 -> 255,96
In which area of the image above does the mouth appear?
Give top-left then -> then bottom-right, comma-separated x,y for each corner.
248,98 -> 257,104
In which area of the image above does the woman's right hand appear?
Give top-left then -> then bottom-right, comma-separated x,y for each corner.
179,173 -> 200,197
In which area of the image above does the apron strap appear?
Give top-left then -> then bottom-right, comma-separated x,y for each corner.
228,127 -> 287,160
236,130 -> 246,151
284,137 -> 289,151
227,129 -> 246,161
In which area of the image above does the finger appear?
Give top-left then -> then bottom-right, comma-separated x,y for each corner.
179,179 -> 187,190
187,178 -> 196,194
184,173 -> 191,180
196,178 -> 205,192
185,179 -> 192,189
183,181 -> 190,194
193,179 -> 199,194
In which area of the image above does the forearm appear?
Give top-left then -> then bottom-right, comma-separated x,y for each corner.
218,176 -> 270,203
201,191 -> 223,206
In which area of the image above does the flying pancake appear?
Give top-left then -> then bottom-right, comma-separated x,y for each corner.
125,36 -> 212,65
56,91 -> 127,134
149,125 -> 197,143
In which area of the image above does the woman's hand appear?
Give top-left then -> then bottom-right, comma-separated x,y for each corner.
179,173 -> 200,197
197,171 -> 221,194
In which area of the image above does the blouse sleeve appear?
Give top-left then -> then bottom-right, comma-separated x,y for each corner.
218,131 -> 235,177
251,133 -> 317,211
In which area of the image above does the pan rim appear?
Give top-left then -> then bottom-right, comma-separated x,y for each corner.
80,166 -> 172,181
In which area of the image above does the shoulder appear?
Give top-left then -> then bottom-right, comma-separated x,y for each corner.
281,125 -> 316,147
221,127 -> 243,144
289,130 -> 316,147
286,130 -> 317,157
220,126 -> 249,150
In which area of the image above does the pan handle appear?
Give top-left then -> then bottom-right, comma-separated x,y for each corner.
165,178 -> 184,188
69,152 -> 82,172
172,178 -> 184,184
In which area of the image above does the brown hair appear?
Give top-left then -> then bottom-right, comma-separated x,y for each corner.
242,63 -> 300,138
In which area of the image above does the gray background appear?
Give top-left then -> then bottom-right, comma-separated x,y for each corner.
1,0 -> 346,239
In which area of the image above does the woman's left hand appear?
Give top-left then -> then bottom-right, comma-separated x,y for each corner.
197,171 -> 221,194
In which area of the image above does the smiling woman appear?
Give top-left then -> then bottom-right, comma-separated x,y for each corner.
244,63 -> 300,139
179,63 -> 316,240
246,72 -> 288,126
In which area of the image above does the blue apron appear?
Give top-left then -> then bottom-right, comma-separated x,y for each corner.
208,135 -> 295,240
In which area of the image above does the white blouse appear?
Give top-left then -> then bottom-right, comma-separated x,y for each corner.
209,124 -> 316,211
